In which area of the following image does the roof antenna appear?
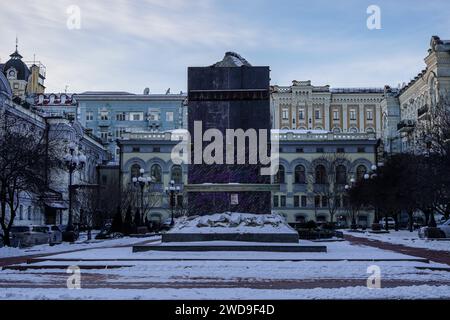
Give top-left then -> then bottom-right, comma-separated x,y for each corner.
15,35 -> 18,52
65,85 -> 69,93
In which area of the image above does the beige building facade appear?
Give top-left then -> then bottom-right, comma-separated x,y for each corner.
271,81 -> 384,137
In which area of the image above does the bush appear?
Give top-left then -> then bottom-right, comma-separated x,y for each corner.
371,223 -> 382,231
321,222 -> 336,231
297,229 -> 334,240
421,227 -> 446,239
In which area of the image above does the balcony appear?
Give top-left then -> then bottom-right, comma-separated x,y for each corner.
397,120 -> 416,133
417,105 -> 430,121
98,119 -> 111,127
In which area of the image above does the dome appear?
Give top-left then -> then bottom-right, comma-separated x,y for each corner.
3,49 -> 30,81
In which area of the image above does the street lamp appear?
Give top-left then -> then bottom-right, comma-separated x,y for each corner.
64,141 -> 86,230
132,168 -> 154,225
165,180 -> 181,226
345,177 -> 358,230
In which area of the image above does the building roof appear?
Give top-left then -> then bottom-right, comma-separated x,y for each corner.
3,49 -> 30,81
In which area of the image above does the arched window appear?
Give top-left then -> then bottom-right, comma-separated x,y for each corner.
315,165 -> 327,184
349,127 -> 358,133
336,165 -> 347,185
131,164 -> 141,179
171,165 -> 182,184
19,205 -> 23,220
151,164 -> 162,183
294,165 -> 306,184
27,206 -> 32,220
274,165 -> 285,184
356,165 -> 367,181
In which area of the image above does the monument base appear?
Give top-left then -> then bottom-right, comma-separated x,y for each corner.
132,213 -> 328,253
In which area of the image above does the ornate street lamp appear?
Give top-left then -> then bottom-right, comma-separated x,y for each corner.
132,168 -> 154,225
64,141 -> 86,230
165,180 -> 181,226
345,178 -> 358,230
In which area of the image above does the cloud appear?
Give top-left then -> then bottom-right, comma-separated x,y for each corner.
0,0 -> 447,93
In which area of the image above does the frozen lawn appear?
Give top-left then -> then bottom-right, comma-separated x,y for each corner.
0,235 -> 159,258
3,285 -> 450,300
343,230 -> 450,252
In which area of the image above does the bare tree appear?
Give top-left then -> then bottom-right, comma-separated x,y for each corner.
309,154 -> 349,224
0,111 -> 63,246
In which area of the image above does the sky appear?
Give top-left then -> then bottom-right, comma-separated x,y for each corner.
1,0 -> 450,94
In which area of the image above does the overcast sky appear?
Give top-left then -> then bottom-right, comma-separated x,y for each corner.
1,0 -> 449,94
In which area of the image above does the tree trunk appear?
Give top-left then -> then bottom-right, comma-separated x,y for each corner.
393,212 -> 399,231
408,210 -> 414,232
385,212 -> 389,231
429,209 -> 437,228
2,229 -> 10,247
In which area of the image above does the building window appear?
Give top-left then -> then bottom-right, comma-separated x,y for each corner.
356,165 -> 367,181
294,196 -> 300,207
151,164 -> 162,183
100,111 -> 109,121
367,110 -> 374,121
166,112 -> 174,122
115,128 -> 126,138
274,166 -> 285,184
148,111 -> 159,121
294,165 -> 306,184
333,110 -> 339,121
102,175 -> 107,184
316,147 -> 324,153
116,112 -> 126,121
322,196 -> 328,208
273,196 -> 279,208
349,127 -> 358,133
132,147 -> 140,153
350,110 -> 357,121
100,131 -> 109,141
314,196 -> 321,208
299,109 -> 305,120
171,165 -> 182,184
315,109 -> 321,119
357,147 -> 365,153
280,196 -> 286,207
315,165 -> 327,184
27,206 -> 32,220
282,109 -> 289,120
86,112 -> 93,121
130,112 -> 143,121
336,165 -> 347,185
296,148 -> 304,153
337,148 -> 345,153
301,196 -> 307,207
153,147 -> 161,153
131,164 -> 141,179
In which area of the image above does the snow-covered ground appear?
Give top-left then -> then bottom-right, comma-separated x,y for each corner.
3,285 -> 450,300
343,230 -> 450,252
0,235 -> 159,258
2,237 -> 450,300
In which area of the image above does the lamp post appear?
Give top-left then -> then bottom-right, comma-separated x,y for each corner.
345,178 -> 357,230
132,168 -> 153,225
165,180 -> 181,226
64,141 -> 86,230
